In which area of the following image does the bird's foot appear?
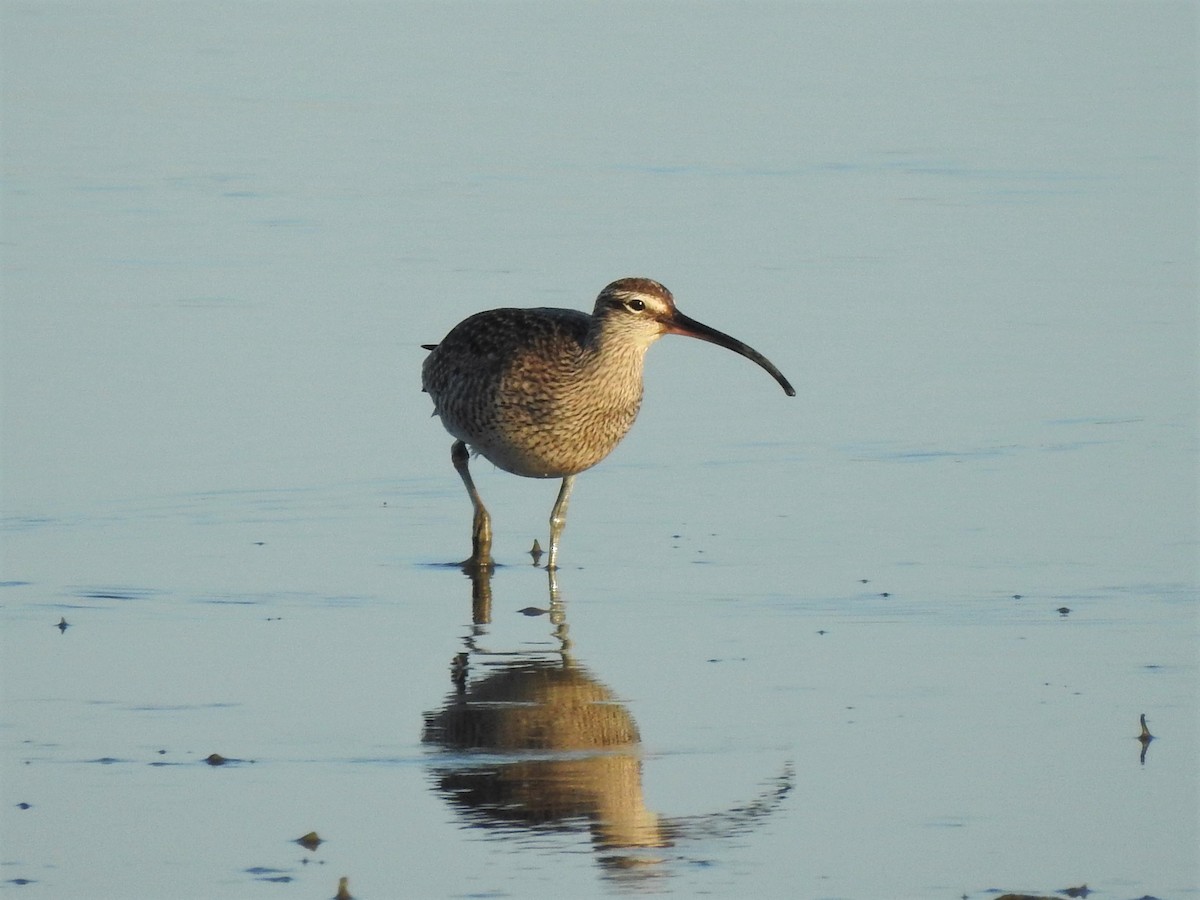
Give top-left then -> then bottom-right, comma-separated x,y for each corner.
463,508 -> 493,570
459,552 -> 494,576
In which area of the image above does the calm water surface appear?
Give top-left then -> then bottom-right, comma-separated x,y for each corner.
2,3 -> 1196,899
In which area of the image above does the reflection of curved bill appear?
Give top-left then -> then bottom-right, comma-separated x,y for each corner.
422,567 -> 795,880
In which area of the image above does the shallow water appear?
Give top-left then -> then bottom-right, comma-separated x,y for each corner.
2,3 -> 1197,899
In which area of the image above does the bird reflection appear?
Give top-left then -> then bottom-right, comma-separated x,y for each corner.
422,567 -> 793,883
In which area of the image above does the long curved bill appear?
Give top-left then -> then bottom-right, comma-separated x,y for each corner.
666,311 -> 796,397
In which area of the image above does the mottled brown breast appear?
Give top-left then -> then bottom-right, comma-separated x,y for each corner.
422,307 -> 645,478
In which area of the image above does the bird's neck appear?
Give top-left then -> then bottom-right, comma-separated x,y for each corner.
580,326 -> 652,399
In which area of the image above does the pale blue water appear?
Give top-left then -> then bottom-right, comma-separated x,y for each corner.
2,3 -> 1197,899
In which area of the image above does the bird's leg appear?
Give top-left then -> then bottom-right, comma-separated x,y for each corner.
451,440 -> 492,569
546,475 -> 575,571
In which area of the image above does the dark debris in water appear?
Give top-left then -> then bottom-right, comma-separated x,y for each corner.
245,866 -> 294,883
56,616 -> 69,633
1138,713 -> 1155,765
517,606 -> 548,616
75,587 -> 161,601
295,831 -> 323,851
203,752 -> 254,767
1138,714 -> 1154,743
6,878 -> 36,886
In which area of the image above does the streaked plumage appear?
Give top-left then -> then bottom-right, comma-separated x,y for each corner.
422,277 -> 794,569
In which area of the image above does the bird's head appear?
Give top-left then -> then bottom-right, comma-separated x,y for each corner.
592,277 -> 795,396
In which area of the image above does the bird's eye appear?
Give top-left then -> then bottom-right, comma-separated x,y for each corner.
627,298 -> 646,312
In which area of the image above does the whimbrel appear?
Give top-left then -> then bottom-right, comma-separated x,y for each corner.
422,277 -> 795,569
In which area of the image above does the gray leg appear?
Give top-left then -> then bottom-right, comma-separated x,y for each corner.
451,441 -> 492,568
546,475 -> 575,571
